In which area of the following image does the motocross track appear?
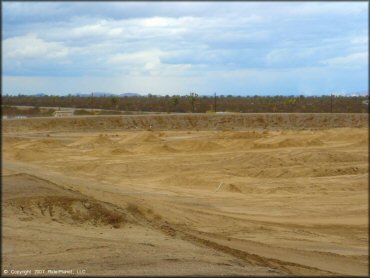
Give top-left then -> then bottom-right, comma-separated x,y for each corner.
2,113 -> 369,276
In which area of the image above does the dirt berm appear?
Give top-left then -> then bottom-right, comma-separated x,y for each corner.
3,113 -> 368,133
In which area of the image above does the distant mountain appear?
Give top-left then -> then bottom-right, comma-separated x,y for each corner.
72,92 -> 141,97
72,92 -> 114,97
332,91 -> 369,97
119,93 -> 141,97
351,91 -> 369,97
23,92 -> 141,97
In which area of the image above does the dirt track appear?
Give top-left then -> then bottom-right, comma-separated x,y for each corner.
3,113 -> 368,133
2,114 -> 368,276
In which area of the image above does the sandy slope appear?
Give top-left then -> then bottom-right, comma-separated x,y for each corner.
2,114 -> 368,276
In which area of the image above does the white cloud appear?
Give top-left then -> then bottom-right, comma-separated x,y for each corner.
71,20 -> 123,38
106,49 -> 198,77
284,2 -> 367,17
141,17 -> 176,28
265,47 -> 317,65
321,52 -> 368,68
351,36 -> 368,45
107,49 -> 162,70
3,33 -> 70,59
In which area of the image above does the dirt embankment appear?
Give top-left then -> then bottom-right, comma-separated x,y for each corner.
3,113 -> 368,133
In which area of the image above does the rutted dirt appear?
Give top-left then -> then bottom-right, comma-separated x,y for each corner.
2,114 -> 368,276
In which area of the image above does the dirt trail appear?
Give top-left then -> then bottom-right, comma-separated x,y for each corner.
2,114 -> 368,276
2,172 -> 277,276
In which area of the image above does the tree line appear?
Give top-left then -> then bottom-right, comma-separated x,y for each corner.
2,94 -> 369,114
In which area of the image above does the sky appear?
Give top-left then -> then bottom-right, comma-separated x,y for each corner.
2,1 -> 369,96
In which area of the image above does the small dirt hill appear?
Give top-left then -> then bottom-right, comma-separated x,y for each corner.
3,113 -> 368,133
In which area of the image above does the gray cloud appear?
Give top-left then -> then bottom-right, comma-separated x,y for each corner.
2,2 -> 368,95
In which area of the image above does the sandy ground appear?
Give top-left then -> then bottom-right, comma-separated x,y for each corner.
2,114 -> 368,276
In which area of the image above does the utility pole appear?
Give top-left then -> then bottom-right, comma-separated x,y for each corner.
214,92 -> 217,113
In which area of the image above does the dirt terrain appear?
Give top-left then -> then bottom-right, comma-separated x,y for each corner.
2,113 -> 368,276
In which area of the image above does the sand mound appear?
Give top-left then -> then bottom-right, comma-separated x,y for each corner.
110,147 -> 132,155
293,151 -> 367,164
68,135 -> 115,148
175,140 -> 223,152
161,174 -> 210,189
37,138 -> 66,146
244,165 -> 366,179
70,162 -> 102,173
120,132 -> 163,145
3,174 -> 126,228
223,149 -> 367,175
253,137 -> 324,149
133,143 -> 177,154
2,125 -> 369,275
314,166 -> 367,177
219,139 -> 253,150
14,139 -> 65,150
14,149 -> 53,161
4,196 -> 125,228
318,128 -> 369,142
162,178 -> 243,192
84,146 -> 132,156
220,131 -> 268,140
227,184 -> 242,193
3,114 -> 368,133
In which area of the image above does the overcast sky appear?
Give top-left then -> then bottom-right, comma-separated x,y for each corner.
2,2 -> 368,95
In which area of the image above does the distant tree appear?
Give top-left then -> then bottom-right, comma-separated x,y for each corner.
171,96 -> 179,111
111,96 -> 119,110
187,92 -> 198,113
2,94 -> 368,114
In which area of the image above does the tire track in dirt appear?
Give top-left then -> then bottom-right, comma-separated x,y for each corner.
2,169 -> 361,276
123,202 -> 337,276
